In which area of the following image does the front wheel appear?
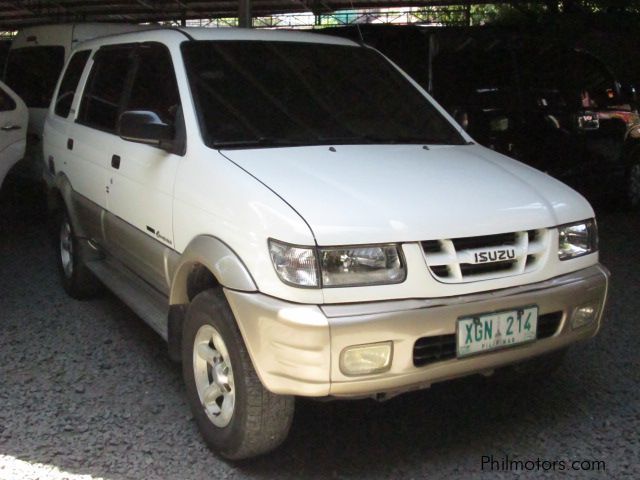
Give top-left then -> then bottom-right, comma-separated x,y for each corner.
182,289 -> 295,460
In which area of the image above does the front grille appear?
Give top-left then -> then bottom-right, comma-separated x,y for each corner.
413,334 -> 456,367
422,240 -> 442,253
460,260 -> 517,276
452,232 -> 517,251
421,229 -> 550,283
536,312 -> 563,339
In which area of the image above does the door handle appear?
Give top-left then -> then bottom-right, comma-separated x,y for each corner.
111,155 -> 121,169
1,124 -> 20,131
67,138 -> 74,150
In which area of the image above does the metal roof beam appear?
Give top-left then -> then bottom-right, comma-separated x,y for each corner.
0,0 -> 549,30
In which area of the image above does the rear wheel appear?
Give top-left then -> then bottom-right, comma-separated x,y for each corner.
182,289 -> 295,460
56,210 -> 101,299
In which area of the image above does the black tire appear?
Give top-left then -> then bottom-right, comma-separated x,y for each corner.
182,289 -> 295,460
56,209 -> 101,299
627,160 -> 640,210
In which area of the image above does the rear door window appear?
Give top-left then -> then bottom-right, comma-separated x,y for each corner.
78,46 -> 134,133
54,50 -> 91,118
4,46 -> 65,108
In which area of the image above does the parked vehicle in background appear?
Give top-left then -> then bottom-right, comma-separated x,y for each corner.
620,120 -> 640,209
45,27 -> 609,460
322,25 -> 638,205
0,80 -> 27,191
3,23 -> 146,181
0,38 -> 11,75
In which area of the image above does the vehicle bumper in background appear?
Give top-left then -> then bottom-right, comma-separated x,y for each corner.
0,139 -> 27,189
225,264 -> 609,398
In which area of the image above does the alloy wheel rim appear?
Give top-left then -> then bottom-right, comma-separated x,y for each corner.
630,164 -> 640,208
60,220 -> 74,279
193,324 -> 235,428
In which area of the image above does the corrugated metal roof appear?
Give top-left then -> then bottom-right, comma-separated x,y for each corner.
0,0 -> 500,29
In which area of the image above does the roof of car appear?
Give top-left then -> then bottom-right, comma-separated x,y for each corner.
178,27 -> 359,45
74,26 -> 361,50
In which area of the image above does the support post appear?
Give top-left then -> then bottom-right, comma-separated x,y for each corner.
239,0 -> 252,28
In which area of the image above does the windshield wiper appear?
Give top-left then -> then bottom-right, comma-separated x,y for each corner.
212,137 -> 310,149
213,135 -> 467,149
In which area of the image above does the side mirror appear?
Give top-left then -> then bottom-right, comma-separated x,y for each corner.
118,110 -> 175,151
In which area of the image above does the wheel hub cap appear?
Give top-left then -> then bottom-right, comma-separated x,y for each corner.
60,220 -> 73,278
193,324 -> 235,428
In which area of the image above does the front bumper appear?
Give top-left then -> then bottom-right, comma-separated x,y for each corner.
225,264 -> 609,398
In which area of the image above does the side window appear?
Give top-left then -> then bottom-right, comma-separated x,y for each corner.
0,87 -> 16,112
78,46 -> 134,133
55,50 -> 91,118
125,43 -> 181,125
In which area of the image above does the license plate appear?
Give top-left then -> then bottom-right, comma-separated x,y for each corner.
457,306 -> 538,358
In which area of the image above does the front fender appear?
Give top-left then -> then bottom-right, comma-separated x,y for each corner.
169,235 -> 257,305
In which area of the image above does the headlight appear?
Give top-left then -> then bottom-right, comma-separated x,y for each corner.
558,219 -> 598,260
268,240 -> 319,287
268,240 -> 406,288
319,245 -> 405,287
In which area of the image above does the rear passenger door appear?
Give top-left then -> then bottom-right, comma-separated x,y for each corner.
101,42 -> 183,293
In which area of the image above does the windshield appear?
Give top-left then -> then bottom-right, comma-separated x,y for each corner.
181,40 -> 466,149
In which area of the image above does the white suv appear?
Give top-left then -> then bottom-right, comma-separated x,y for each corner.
43,28 -> 609,460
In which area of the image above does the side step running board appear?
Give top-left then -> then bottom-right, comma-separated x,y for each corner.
86,259 -> 169,340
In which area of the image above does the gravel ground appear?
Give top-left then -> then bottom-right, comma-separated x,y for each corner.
0,180 -> 638,480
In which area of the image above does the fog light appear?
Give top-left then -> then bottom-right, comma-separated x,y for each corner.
340,341 -> 393,376
571,303 -> 598,329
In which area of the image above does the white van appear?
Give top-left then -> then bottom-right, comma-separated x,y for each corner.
44,28 -> 609,459
0,79 -> 27,190
4,23 -> 146,180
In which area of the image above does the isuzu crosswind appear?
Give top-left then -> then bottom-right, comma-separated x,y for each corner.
43,28 -> 609,459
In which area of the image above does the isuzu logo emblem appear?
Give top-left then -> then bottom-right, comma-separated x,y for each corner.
472,248 -> 516,264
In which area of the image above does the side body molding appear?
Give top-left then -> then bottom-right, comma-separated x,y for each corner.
50,173 -> 76,221
50,173 -> 96,241
170,235 -> 258,305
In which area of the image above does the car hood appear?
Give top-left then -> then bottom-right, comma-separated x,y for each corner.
220,144 -> 594,245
